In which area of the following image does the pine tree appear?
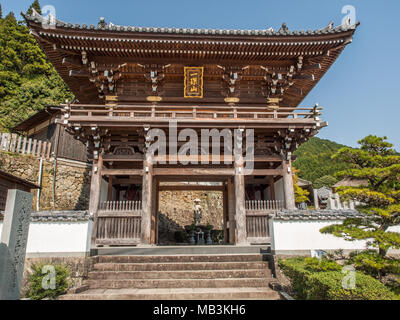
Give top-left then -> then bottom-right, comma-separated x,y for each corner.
320,135 -> 400,257
0,4 -> 73,131
27,0 -> 42,15
0,3 -> 3,19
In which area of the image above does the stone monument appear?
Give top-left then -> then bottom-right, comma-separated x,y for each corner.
0,189 -> 33,300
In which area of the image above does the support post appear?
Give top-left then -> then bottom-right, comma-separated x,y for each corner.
234,157 -> 247,245
107,176 -> 113,201
268,176 -> 276,200
141,153 -> 153,244
227,177 -> 236,244
89,153 -> 103,246
150,177 -> 158,244
223,185 -> 228,244
282,159 -> 296,210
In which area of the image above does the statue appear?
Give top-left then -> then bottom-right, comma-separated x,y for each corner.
193,198 -> 202,225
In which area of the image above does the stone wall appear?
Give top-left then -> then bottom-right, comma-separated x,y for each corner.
158,190 -> 224,244
0,152 -> 91,211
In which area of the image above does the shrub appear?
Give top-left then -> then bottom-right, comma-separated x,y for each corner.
174,230 -> 187,243
279,257 -> 397,300
26,263 -> 70,300
348,250 -> 400,278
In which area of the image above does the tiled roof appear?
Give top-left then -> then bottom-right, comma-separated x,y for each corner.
23,9 -> 359,37
274,209 -> 363,221
30,210 -> 90,222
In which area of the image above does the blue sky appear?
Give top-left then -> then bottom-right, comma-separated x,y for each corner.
3,0 -> 400,150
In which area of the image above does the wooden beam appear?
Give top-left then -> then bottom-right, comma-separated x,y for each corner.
158,185 -> 225,192
62,57 -> 82,67
153,168 -> 235,176
103,154 -> 144,162
303,63 -> 321,71
101,169 -> 143,176
248,169 -> 283,176
69,70 -> 89,78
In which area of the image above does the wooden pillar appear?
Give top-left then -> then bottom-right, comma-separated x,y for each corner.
107,176 -> 113,201
223,185 -> 228,244
141,154 -> 153,244
282,159 -> 296,210
269,176 -> 276,200
150,177 -> 158,244
227,177 -> 236,244
89,153 -> 103,246
234,157 -> 247,245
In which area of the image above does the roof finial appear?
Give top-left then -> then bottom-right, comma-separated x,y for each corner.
98,17 -> 107,28
279,22 -> 289,33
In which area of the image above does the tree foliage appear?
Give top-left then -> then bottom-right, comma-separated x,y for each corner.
27,0 -> 42,15
0,2 -> 73,131
320,135 -> 400,257
313,175 -> 338,189
293,137 -> 352,183
293,168 -> 310,204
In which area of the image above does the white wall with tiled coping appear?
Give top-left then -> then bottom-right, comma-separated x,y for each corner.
270,219 -> 400,255
0,220 -> 92,257
1,216 -> 399,257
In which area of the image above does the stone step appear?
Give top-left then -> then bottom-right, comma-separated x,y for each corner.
97,254 -> 267,264
93,261 -> 269,271
92,245 -> 271,256
59,287 -> 281,300
84,278 -> 270,289
88,269 -> 272,280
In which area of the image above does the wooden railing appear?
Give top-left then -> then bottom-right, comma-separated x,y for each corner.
99,200 -> 142,212
245,200 -> 284,212
246,215 -> 270,239
96,200 -> 142,245
64,104 -> 321,121
0,133 -> 52,159
96,216 -> 141,245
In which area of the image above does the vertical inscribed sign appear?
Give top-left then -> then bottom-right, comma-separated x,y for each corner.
184,67 -> 204,98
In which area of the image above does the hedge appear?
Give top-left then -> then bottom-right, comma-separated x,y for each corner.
279,257 -> 397,300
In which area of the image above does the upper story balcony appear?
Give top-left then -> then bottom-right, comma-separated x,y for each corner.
61,103 -> 325,130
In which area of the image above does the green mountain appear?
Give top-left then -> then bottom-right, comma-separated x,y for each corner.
0,1 -> 73,131
293,137 -> 351,184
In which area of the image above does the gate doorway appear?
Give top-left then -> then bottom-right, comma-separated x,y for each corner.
154,180 -> 232,245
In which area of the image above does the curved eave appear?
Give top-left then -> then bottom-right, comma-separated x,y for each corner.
24,14 -> 358,106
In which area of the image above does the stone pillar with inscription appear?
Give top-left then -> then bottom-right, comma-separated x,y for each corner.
0,189 -> 33,300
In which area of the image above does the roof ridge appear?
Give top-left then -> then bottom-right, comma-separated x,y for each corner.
22,10 -> 359,37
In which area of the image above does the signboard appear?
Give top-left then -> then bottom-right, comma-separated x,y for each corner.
184,67 -> 204,98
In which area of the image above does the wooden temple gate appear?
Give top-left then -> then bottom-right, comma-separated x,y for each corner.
87,150 -> 296,246
23,10 -> 358,247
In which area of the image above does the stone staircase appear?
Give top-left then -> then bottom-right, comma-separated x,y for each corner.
60,254 -> 281,300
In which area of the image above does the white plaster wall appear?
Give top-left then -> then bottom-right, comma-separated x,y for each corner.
270,219 -> 400,254
0,220 -> 92,256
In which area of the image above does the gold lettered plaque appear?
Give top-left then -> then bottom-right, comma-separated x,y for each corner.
184,67 -> 204,98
